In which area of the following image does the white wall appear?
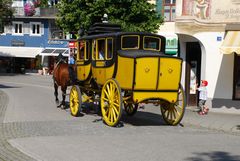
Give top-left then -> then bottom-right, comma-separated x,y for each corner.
179,40 -> 186,90
194,32 -> 234,99
159,22 -> 175,32
175,0 -> 183,17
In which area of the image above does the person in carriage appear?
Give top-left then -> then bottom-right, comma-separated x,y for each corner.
68,50 -> 77,84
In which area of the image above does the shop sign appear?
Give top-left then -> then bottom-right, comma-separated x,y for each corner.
11,40 -> 25,46
48,40 -> 64,44
217,36 -> 222,41
69,41 -> 76,48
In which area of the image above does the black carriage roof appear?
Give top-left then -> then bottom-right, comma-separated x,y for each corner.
78,32 -> 165,41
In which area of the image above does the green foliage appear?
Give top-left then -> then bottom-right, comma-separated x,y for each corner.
0,0 -> 14,26
39,0 -> 49,7
34,0 -> 49,8
56,0 -> 163,36
35,55 -> 43,69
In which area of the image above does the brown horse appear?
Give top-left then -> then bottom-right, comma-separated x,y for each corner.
53,62 -> 76,108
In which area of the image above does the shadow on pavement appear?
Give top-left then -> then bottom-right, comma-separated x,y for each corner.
0,84 -> 20,89
121,111 -> 167,126
237,125 -> 240,130
62,102 -> 173,127
185,151 -> 240,161
0,73 -> 19,76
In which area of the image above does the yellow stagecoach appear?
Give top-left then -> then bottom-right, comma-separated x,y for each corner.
69,24 -> 186,127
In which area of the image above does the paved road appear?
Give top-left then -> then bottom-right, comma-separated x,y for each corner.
0,74 -> 240,161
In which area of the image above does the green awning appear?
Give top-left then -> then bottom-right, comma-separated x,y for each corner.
165,35 -> 178,55
166,48 -> 178,55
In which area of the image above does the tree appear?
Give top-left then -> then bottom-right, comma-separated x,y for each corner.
56,0 -> 163,36
0,0 -> 14,33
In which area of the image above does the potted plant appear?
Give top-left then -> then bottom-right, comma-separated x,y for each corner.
37,64 -> 43,75
35,55 -> 43,75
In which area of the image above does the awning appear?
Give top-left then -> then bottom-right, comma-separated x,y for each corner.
0,46 -> 43,58
220,31 -> 240,54
40,48 -> 69,57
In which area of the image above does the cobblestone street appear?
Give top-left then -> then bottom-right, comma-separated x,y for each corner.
0,75 -> 240,161
0,90 -> 35,161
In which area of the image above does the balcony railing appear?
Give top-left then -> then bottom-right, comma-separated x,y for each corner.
13,7 -> 25,16
13,7 -> 58,18
40,7 -> 58,17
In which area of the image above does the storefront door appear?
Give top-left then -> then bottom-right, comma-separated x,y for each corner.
185,42 -> 202,106
233,54 -> 240,100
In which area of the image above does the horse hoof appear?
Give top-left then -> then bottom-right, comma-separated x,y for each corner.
61,105 -> 67,110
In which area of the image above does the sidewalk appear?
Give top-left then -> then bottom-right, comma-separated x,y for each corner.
182,107 -> 240,135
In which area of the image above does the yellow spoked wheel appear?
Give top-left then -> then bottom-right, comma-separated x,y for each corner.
101,79 -> 123,127
160,84 -> 186,126
69,85 -> 82,117
124,103 -> 138,116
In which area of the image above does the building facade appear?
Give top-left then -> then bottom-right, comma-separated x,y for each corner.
0,0 -> 69,74
155,0 -> 240,113
175,0 -> 240,113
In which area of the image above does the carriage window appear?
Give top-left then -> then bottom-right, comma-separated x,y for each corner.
107,38 -> 113,59
92,40 -> 97,60
85,41 -> 90,60
143,36 -> 161,51
78,41 -> 85,60
97,39 -> 105,60
121,35 -> 139,49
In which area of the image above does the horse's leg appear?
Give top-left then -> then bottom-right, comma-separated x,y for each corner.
54,82 -> 60,105
61,85 -> 67,109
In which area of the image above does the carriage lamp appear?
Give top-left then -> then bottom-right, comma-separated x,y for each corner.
102,14 -> 108,23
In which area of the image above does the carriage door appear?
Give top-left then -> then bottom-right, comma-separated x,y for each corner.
185,42 -> 202,106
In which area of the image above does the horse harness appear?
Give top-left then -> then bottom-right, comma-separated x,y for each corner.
53,58 -> 67,87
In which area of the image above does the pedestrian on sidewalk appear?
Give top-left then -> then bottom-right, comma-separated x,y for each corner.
197,80 -> 209,115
